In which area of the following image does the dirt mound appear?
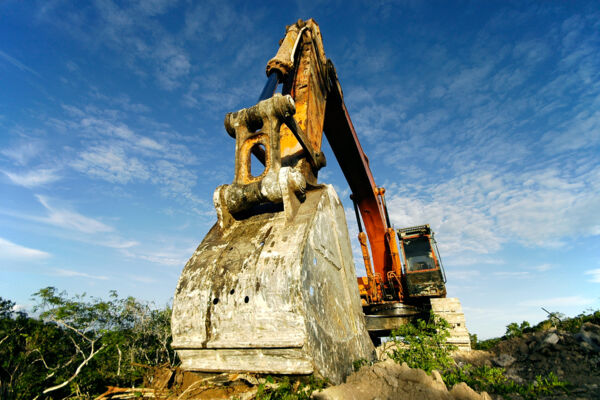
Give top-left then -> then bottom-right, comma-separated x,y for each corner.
454,323 -> 600,398
313,360 -> 490,400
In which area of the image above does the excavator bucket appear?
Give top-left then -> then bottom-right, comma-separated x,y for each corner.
171,95 -> 375,384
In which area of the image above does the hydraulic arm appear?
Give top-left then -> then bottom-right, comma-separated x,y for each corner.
257,19 -> 405,305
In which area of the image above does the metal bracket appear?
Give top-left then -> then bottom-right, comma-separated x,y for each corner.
216,94 -> 307,227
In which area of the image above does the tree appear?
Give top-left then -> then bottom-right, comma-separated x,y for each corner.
32,287 -> 121,395
1,288 -> 178,398
0,297 -> 72,399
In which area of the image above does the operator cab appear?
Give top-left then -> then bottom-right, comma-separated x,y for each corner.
397,225 -> 447,299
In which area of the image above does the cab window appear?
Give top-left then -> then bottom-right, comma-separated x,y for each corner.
403,236 -> 436,272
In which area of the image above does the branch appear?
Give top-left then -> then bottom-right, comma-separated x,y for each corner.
42,343 -> 107,394
51,317 -> 95,344
117,345 -> 122,376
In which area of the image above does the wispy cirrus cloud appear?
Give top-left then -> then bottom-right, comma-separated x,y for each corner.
386,162 -> 600,263
0,195 -> 139,250
0,237 -> 50,259
0,141 -> 43,166
36,0 -> 189,90
72,145 -> 150,184
53,268 -> 109,280
34,195 -> 113,234
342,7 -> 600,268
0,50 -> 42,78
121,243 -> 193,267
2,168 -> 61,188
585,269 -> 600,283
46,100 -> 205,206
532,264 -> 553,272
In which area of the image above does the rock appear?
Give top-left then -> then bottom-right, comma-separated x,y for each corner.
585,383 -> 598,390
544,332 -> 560,345
578,341 -> 595,352
449,382 -> 492,400
528,353 -> 543,362
492,354 -> 516,367
517,342 -> 528,355
575,323 -> 600,352
451,350 -> 492,368
432,370 -> 445,386
505,372 -> 524,384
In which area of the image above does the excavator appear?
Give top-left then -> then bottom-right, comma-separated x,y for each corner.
171,19 -> 470,384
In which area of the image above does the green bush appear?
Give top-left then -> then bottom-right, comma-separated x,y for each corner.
472,336 -> 501,351
387,311 -> 456,373
505,321 -> 531,338
444,365 -> 568,400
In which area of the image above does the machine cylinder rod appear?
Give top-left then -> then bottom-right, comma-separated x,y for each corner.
258,71 -> 281,101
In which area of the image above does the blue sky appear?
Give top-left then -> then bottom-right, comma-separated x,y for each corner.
1,1 -> 599,339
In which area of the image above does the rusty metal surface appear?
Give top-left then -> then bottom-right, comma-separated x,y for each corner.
276,19 -> 329,186
405,269 -> 447,298
221,94 -> 306,216
266,20 -> 302,77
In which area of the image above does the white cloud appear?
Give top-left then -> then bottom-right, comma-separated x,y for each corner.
585,269 -> 600,283
1,142 -> 43,166
492,271 -> 530,277
0,237 -> 50,259
512,38 -> 550,65
53,268 -> 109,280
154,43 -> 191,90
128,275 -> 157,284
137,136 -> 163,150
122,248 -> 187,267
385,163 -> 600,260
532,264 -> 553,272
543,109 -> 600,154
35,195 -> 113,234
99,239 -> 139,249
2,168 -> 61,188
51,104 -> 202,206
72,145 -> 150,184
39,0 -> 190,90
0,50 -> 42,78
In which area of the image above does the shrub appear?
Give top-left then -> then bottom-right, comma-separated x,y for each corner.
444,365 -> 568,400
505,321 -> 531,338
387,310 -> 456,373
